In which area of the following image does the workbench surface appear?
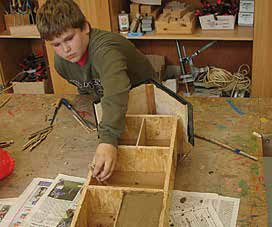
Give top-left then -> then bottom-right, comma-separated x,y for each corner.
0,94 -> 269,226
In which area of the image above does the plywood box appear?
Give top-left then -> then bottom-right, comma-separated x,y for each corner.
130,0 -> 162,6
8,24 -> 40,36
12,81 -> 46,94
156,11 -> 196,35
71,114 -> 178,227
141,4 -> 157,14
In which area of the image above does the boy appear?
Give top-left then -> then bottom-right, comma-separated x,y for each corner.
36,0 -> 155,182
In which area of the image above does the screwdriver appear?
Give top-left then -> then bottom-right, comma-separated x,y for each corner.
50,98 -> 62,126
60,98 -> 96,131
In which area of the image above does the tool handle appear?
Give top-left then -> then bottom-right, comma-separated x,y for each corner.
61,98 -> 72,109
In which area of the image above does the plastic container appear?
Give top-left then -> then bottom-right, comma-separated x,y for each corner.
118,11 -> 130,33
0,148 -> 15,180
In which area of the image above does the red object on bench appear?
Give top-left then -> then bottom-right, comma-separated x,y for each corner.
0,148 -> 15,180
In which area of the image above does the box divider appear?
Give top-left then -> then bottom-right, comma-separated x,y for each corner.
136,118 -> 146,146
113,191 -> 125,227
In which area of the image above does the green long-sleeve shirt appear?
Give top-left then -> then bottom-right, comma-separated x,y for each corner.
54,28 -> 155,147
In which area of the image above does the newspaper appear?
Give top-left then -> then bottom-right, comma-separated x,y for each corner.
170,190 -> 240,227
1,178 -> 53,227
0,198 -> 17,224
24,174 -> 85,227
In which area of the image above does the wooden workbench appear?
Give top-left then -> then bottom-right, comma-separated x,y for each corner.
0,94 -> 268,226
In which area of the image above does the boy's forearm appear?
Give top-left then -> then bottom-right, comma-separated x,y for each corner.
98,91 -> 129,148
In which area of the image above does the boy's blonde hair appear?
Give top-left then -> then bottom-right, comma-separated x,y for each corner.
36,0 -> 86,40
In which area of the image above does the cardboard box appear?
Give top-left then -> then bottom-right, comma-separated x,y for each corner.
12,81 -> 47,94
199,14 -> 236,30
238,12 -> 254,26
239,0 -> 255,13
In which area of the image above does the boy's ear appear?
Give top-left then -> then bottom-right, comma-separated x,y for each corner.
83,21 -> 90,34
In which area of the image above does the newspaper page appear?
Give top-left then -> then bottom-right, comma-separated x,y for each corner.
25,174 -> 85,227
215,196 -> 240,227
1,178 -> 53,227
170,190 -> 240,227
0,198 -> 17,224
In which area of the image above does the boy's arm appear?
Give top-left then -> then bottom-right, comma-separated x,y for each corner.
92,49 -> 131,181
95,49 -> 131,147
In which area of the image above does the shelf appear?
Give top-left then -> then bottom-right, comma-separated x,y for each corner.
123,26 -> 253,41
0,31 -> 40,39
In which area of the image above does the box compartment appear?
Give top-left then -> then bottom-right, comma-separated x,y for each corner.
90,146 -> 170,189
118,116 -> 143,145
137,117 -> 174,147
74,188 -> 164,227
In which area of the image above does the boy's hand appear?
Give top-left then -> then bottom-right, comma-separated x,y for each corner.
92,143 -> 117,182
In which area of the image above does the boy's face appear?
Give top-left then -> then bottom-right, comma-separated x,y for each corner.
49,23 -> 90,63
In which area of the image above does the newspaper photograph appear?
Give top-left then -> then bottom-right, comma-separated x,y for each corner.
170,190 -> 240,227
1,178 -> 53,227
25,174 -> 85,227
0,198 -> 17,224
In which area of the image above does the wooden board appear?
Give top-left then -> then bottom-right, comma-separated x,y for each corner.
251,0 -> 272,97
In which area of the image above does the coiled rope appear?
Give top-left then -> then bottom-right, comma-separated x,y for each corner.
196,64 -> 251,97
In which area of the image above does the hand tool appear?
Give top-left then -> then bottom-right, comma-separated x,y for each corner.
195,134 -> 258,161
61,98 -> 96,131
50,98 -> 62,126
176,41 -> 217,91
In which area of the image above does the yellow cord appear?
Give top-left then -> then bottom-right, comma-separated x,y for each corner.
197,64 -> 251,97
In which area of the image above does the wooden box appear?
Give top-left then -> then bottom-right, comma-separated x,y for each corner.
72,114 -> 178,227
4,14 -> 30,27
4,14 -> 39,36
12,80 -> 47,94
155,11 -> 196,35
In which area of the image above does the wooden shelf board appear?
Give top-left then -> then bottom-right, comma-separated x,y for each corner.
0,31 -> 40,39
123,26 -> 253,41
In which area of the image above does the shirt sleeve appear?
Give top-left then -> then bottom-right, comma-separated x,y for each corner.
94,49 -> 131,147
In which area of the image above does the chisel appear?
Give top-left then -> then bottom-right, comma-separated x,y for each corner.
50,98 -> 62,126
61,98 -> 96,130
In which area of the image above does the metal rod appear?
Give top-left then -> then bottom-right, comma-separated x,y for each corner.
176,40 -> 190,95
195,134 -> 258,161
